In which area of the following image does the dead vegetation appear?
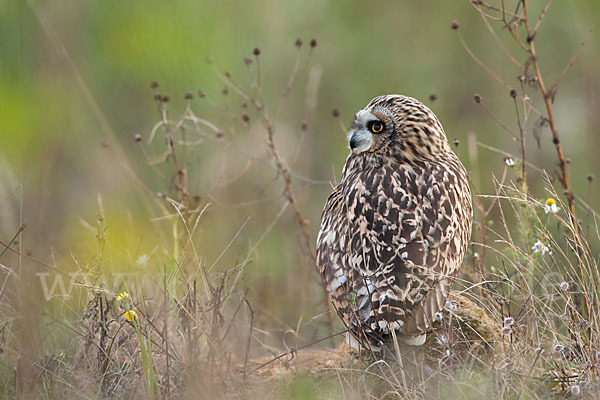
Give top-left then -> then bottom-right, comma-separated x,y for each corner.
0,1 -> 599,399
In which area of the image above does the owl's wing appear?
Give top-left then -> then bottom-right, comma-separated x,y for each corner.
317,182 -> 363,331
317,162 -> 465,340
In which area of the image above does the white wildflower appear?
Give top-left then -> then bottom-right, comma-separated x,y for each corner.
553,344 -> 565,353
500,326 -> 512,336
532,240 -> 552,255
436,334 -> 449,346
544,198 -> 558,214
504,157 -> 516,167
136,254 -> 149,266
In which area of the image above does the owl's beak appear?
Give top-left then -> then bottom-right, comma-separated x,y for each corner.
348,129 -> 372,154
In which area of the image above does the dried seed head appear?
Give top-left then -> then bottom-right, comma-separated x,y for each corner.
570,384 -> 581,396
310,38 -> 317,48
243,57 -> 252,65
197,90 -> 206,98
162,94 -> 170,103
222,86 -> 229,96
510,88 -> 517,98
332,108 -> 340,117
451,20 -> 459,30
503,317 -> 515,326
453,139 -> 460,148
474,94 -> 482,103
242,113 -> 250,123
134,134 -> 143,143
193,195 -> 201,203
224,71 -> 231,78
560,281 -> 569,291
295,38 -> 303,47
429,93 -> 437,102
517,75 -> 525,82
154,93 -> 162,102
587,174 -> 594,183
215,131 -> 224,138
253,47 -> 261,56
150,81 -> 159,89
184,92 -> 193,100
301,121 -> 308,131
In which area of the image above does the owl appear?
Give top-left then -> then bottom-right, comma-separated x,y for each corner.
316,95 -> 472,347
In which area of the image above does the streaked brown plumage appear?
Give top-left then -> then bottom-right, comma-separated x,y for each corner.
316,95 -> 472,347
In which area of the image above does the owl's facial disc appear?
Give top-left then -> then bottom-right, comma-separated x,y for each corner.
348,110 -> 376,153
348,110 -> 388,154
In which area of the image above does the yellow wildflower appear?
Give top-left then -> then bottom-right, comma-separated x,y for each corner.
124,310 -> 138,323
117,291 -> 130,302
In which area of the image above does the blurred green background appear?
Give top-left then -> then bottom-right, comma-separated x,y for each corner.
1,0 -> 599,346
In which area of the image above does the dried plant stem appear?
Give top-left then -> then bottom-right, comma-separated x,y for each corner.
251,329 -> 347,373
260,116 -> 335,330
163,264 -> 171,399
511,96 -> 527,194
211,60 -> 336,330
521,0 -> 580,242
265,124 -> 315,257
456,30 -> 541,117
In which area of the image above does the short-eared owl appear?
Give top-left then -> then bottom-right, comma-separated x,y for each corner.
316,95 -> 472,346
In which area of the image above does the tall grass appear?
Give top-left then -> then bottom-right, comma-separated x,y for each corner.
0,1 -> 598,399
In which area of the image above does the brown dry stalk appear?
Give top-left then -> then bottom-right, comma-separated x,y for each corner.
521,0 -> 580,242
456,30 -> 542,118
206,62 -> 336,331
260,115 -> 335,330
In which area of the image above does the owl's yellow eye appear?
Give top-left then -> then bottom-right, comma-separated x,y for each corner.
370,121 -> 384,133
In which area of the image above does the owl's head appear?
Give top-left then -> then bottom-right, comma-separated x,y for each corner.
347,95 -> 451,162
